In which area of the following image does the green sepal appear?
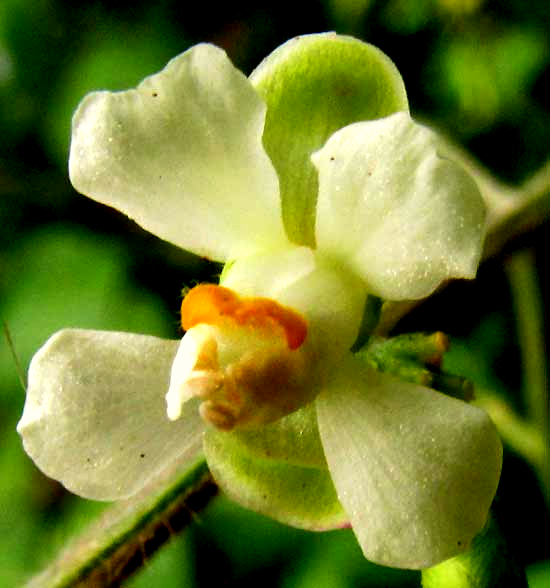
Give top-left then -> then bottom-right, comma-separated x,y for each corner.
358,332 -> 474,401
421,511 -> 528,588
365,332 -> 450,365
431,372 -> 475,402
250,33 -> 409,247
350,294 -> 383,352
203,428 -> 348,531
228,402 -> 327,468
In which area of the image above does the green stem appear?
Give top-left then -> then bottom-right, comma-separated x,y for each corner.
506,251 -> 547,424
483,160 -> 550,260
25,460 -> 217,588
505,250 -> 550,502
474,390 -> 546,475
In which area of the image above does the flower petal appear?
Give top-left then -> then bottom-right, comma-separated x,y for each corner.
203,428 -> 348,531
250,33 -> 408,247
17,329 -> 205,500
312,112 -> 486,300
69,44 -> 287,262
316,355 -> 502,569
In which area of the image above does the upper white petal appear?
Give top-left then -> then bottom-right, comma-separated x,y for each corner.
17,329 -> 205,500
312,112 -> 485,300
316,355 -> 502,569
69,44 -> 288,261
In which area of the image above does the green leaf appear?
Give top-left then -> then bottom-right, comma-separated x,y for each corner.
250,32 -> 408,247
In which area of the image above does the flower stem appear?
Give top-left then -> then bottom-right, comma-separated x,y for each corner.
474,389 -> 546,475
25,459 -> 217,588
505,249 -> 550,502
483,160 -> 550,260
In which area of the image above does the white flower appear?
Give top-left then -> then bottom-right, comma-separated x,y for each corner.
17,33 -> 502,569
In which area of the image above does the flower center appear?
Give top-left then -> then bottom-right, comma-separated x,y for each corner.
180,283 -> 308,350
167,284 -> 314,431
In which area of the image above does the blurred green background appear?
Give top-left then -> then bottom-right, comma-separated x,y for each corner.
1,0 -> 549,586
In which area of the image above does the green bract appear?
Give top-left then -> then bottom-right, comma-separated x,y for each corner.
17,33 -> 502,570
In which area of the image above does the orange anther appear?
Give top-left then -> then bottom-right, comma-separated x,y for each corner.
181,284 -> 307,350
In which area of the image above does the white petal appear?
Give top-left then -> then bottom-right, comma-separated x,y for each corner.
316,355 -> 502,569
220,245 -> 316,300
166,324 -> 218,421
312,112 -> 485,300
17,329 -> 205,500
69,44 -> 288,262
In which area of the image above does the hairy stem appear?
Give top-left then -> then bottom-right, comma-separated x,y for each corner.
25,459 -> 217,588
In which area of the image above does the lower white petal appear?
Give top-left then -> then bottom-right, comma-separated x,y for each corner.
316,355 -> 502,569
17,329 -> 205,500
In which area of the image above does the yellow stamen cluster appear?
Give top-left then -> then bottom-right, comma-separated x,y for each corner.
168,284 -> 313,430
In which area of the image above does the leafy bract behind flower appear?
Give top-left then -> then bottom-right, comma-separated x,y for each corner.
18,32 -> 501,571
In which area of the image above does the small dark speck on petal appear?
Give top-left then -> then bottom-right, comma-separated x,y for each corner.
330,156 -> 335,161
140,453 -> 145,458
152,91 -> 158,97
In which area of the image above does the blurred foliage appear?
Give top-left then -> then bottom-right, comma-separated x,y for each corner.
0,0 -> 548,587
